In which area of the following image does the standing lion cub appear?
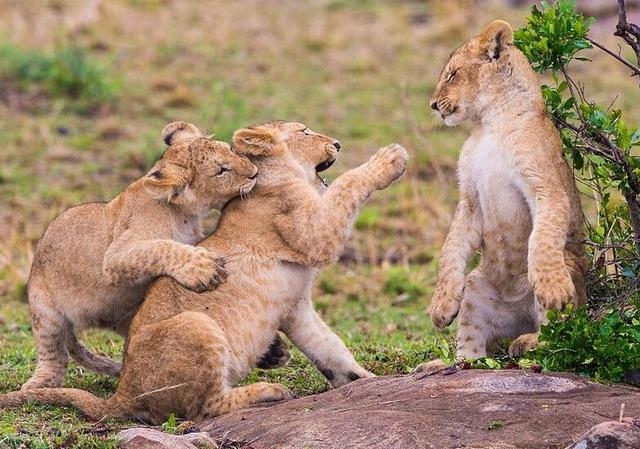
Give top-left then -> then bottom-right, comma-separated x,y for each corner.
22,121 -> 258,390
417,20 -> 587,369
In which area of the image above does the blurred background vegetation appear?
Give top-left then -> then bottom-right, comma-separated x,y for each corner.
0,1 -> 638,447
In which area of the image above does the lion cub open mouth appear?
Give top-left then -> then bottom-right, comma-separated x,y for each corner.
315,157 -> 336,173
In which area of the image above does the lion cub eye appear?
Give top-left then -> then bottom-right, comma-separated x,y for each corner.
446,69 -> 457,83
215,166 -> 231,177
302,128 -> 312,135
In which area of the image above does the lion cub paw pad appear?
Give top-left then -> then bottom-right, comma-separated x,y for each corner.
369,143 -> 409,189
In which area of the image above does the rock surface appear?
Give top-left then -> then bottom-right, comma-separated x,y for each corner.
118,427 -> 217,449
200,370 -> 640,449
567,418 -> 640,449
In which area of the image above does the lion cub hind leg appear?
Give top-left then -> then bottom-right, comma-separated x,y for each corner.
508,250 -> 585,358
23,289 -> 71,390
508,294 -> 546,357
121,311 -> 229,422
66,332 -> 122,377
457,272 -> 541,360
454,271 -> 502,360
201,382 -> 294,419
122,311 -> 293,422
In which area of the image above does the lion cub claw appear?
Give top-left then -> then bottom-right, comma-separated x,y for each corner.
173,248 -> 228,292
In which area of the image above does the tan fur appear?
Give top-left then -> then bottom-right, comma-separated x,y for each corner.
2,121 -> 408,424
417,20 -> 586,368
23,121 -> 258,390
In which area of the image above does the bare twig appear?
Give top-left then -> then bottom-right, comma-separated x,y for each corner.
586,37 -> 640,77
615,0 -> 640,65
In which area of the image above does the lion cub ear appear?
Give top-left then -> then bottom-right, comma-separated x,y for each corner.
143,163 -> 191,202
162,121 -> 203,146
232,127 -> 281,157
479,20 -> 513,61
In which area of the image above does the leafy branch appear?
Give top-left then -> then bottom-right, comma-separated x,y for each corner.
514,0 -> 640,311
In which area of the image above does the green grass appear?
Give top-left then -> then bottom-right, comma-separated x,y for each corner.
0,44 -> 118,111
0,0 -> 638,447
0,304 -> 131,448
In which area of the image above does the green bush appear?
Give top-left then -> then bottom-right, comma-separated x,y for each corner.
0,45 -> 117,109
534,305 -> 640,382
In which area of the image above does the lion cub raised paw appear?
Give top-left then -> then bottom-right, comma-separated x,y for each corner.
365,143 -> 408,190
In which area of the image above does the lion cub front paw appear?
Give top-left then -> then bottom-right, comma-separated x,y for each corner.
428,281 -> 463,329
330,367 -> 375,388
173,247 -> 228,292
530,268 -> 575,311
367,143 -> 408,190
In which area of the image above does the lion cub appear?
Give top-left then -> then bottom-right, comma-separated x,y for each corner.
23,121 -> 258,390
1,122 -> 408,424
418,21 -> 586,368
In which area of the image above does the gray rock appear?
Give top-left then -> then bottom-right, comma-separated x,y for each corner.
118,428 -> 217,449
566,418 -> 640,449
200,370 -> 640,449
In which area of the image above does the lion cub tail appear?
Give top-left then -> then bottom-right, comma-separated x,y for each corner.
0,388 -> 114,421
66,333 -> 122,377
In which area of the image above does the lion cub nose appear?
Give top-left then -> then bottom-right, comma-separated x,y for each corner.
250,169 -> 258,179
333,141 -> 341,151
430,100 -> 439,111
